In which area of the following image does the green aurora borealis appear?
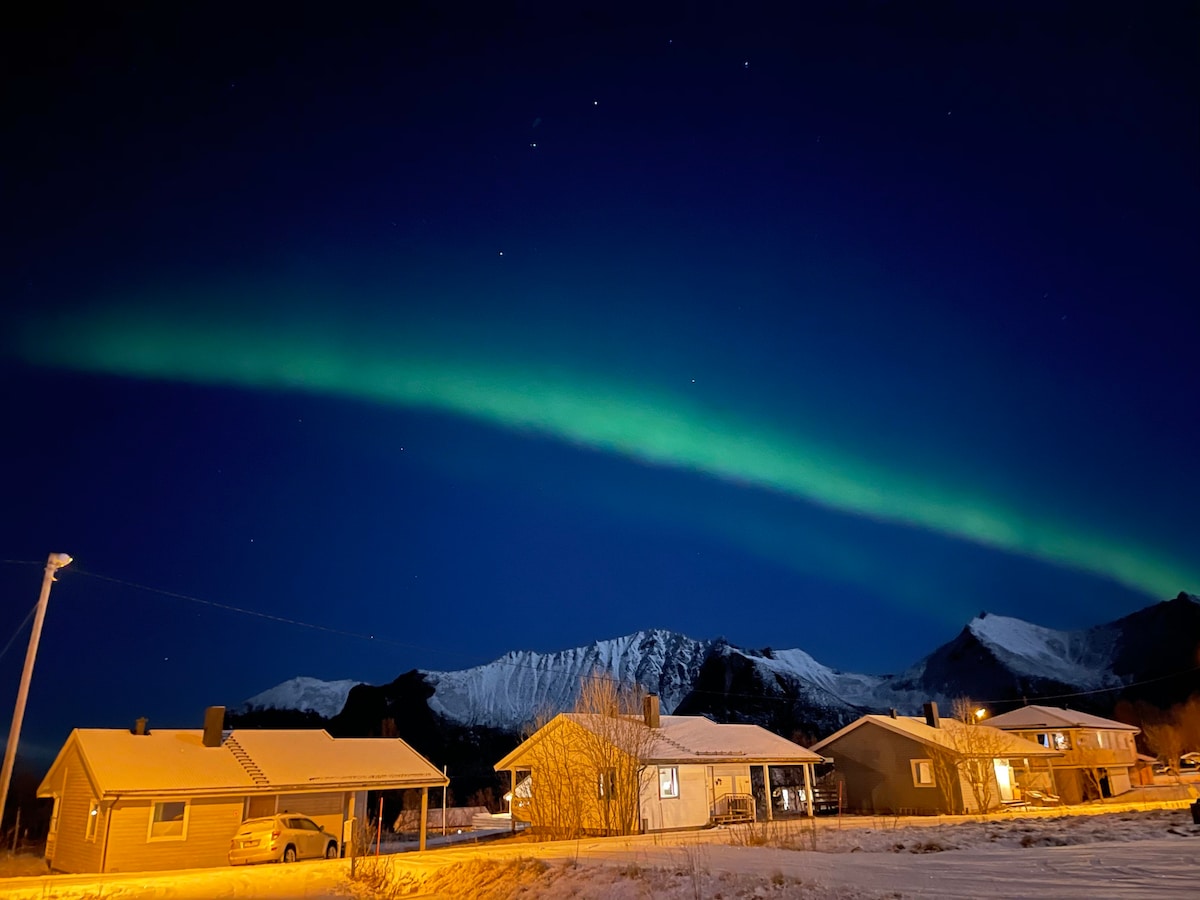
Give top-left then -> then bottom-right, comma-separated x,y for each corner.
17,295 -> 1196,602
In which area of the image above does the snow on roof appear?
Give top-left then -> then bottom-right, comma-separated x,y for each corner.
496,714 -> 822,770
810,715 -> 1061,759
642,716 -> 823,764
48,728 -> 447,798
984,705 -> 1140,732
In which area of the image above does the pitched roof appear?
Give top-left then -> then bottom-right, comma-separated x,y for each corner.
984,705 -> 1140,733
495,714 -> 822,770
38,728 -> 448,799
810,715 -> 1061,759
640,716 -> 823,764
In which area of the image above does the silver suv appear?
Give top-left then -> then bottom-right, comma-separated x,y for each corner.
229,814 -> 339,865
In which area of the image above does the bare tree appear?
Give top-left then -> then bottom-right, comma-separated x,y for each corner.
573,675 -> 655,836
519,707 -> 587,838
936,698 -> 1014,814
518,673 -> 656,838
1143,722 -> 1185,777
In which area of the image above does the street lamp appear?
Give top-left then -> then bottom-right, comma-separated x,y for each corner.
0,553 -> 72,830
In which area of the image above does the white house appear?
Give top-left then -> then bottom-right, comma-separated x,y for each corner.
495,695 -> 823,834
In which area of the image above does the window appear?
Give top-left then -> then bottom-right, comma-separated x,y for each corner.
598,767 -> 616,801
1052,732 -> 1070,751
911,759 -> 935,787
85,800 -> 100,841
658,766 -> 679,799
148,800 -> 189,840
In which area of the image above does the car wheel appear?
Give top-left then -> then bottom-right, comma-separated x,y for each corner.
325,841 -> 339,859
283,845 -> 297,863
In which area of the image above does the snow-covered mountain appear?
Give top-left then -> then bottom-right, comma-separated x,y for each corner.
242,676 -> 362,719
240,593 -> 1200,736
424,629 -> 711,728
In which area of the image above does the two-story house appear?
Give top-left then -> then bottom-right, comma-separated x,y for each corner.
984,705 -> 1140,803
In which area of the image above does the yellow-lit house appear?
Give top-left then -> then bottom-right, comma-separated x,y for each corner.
36,707 -> 447,873
984,705 -> 1141,802
495,696 -> 824,836
810,704 -> 1062,815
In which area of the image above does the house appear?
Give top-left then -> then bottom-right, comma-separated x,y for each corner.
809,703 -> 1062,815
494,695 -> 823,835
393,805 -> 490,834
983,705 -> 1141,802
36,707 -> 448,873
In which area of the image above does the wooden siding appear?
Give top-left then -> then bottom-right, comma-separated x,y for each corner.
277,792 -> 345,838
45,744 -> 104,874
822,723 -> 960,815
639,764 -> 724,831
102,796 -> 244,873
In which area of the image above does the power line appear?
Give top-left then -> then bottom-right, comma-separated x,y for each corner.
70,567 -> 445,656
0,603 -> 38,664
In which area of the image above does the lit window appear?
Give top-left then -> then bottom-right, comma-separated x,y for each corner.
148,800 -> 189,840
1052,732 -> 1070,751
911,759 -> 935,787
658,766 -> 679,799
85,800 -> 100,841
598,768 -> 616,801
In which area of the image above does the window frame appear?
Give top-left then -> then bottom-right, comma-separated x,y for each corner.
910,758 -> 936,788
658,766 -> 679,799
85,799 -> 100,841
48,794 -> 61,837
147,798 -> 190,842
597,767 -> 616,802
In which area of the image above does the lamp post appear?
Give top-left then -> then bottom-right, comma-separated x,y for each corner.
0,553 -> 72,830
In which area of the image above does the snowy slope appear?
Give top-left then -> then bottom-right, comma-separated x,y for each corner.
966,613 -> 1119,688
242,676 -> 361,718
424,630 -> 711,729
744,647 -> 891,708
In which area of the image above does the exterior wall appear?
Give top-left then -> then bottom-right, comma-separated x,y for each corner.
640,764 -> 712,832
823,724 -> 958,815
277,791 -> 344,838
509,719 -> 642,836
1010,729 -> 1137,769
43,743 -> 104,874
98,792 -> 346,873
1009,727 -> 1138,799
1108,768 -> 1133,795
102,796 -> 244,873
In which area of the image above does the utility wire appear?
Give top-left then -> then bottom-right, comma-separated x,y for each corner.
0,603 -> 38,664
70,567 -> 440,655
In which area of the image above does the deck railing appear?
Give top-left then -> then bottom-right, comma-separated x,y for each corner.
712,793 -> 756,824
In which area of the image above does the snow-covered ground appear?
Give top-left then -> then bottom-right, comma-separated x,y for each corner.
3,802 -> 1198,898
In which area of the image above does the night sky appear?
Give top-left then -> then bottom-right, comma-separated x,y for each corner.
2,2 -> 1197,761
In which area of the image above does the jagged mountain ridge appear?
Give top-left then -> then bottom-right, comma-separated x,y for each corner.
241,593 -> 1200,736
423,629 -> 712,728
